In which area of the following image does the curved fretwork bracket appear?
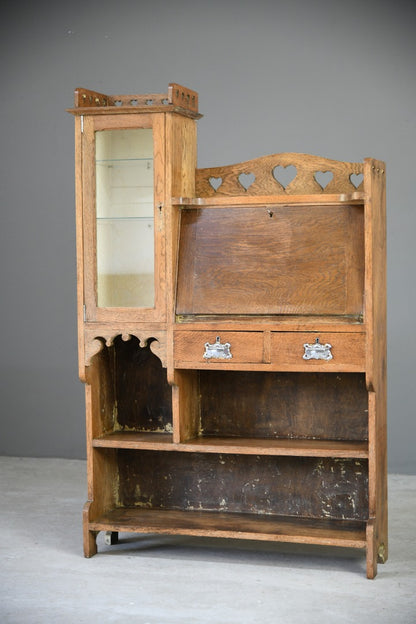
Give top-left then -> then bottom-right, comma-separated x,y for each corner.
84,331 -> 167,368
196,153 -> 364,197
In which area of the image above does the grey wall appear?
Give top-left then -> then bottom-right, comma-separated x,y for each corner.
1,0 -> 415,472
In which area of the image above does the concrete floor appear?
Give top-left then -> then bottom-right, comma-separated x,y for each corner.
1,457 -> 415,624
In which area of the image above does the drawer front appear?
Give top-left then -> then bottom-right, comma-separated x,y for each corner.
271,332 -> 366,370
174,331 -> 264,365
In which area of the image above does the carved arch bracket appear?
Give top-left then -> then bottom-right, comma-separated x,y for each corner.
84,331 -> 167,367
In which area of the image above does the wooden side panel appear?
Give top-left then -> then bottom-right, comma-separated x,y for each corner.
364,159 -> 388,563
173,369 -> 200,443
117,450 -> 369,521
164,114 -> 198,437
176,205 -> 364,316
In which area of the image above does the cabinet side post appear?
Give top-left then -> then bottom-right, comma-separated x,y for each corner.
364,158 -> 388,566
74,115 -> 86,382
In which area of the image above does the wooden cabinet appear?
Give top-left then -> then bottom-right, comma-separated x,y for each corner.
69,84 -> 387,578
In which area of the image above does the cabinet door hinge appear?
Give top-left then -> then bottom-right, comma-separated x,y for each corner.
83,304 -> 86,321
80,115 -> 84,133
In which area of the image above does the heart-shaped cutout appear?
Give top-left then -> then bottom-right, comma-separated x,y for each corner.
314,170 -> 333,190
273,165 -> 297,189
238,172 -> 255,190
209,176 -> 223,191
350,173 -> 364,188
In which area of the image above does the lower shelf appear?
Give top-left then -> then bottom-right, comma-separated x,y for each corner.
89,508 -> 367,549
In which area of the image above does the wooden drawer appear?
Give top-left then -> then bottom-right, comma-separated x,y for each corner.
174,331 -> 264,366
271,332 -> 366,371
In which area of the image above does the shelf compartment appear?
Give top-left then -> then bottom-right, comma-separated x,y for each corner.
93,431 -> 368,458
90,335 -> 172,435
89,508 -> 367,549
178,370 -> 368,443
110,450 -> 368,522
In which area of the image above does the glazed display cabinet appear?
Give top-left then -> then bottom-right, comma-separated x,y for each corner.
68,83 -> 387,578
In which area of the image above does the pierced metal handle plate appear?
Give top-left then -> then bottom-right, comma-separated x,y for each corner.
203,336 -> 232,360
303,337 -> 333,361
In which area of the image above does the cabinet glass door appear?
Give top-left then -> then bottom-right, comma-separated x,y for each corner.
95,128 -> 154,308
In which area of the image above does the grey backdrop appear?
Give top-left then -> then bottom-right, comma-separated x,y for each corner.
1,0 -> 415,473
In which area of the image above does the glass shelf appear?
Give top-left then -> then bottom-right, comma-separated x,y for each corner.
97,216 -> 154,221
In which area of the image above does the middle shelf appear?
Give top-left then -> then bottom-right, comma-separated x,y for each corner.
92,431 -> 368,458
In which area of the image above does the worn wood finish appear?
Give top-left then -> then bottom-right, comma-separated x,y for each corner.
174,330 -> 264,364
88,335 -> 172,434
364,159 -> 388,571
271,332 -> 365,370
90,508 -> 367,549
71,86 -> 386,577
116,450 -> 368,521
195,153 -> 364,197
173,330 -> 365,371
92,432 -> 368,458
176,204 -> 364,316
196,371 -> 368,441
71,83 -> 201,118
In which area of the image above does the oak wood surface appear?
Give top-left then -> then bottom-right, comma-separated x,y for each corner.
92,431 -> 368,458
176,204 -> 364,316
89,508 -> 367,549
71,86 -> 386,576
116,450 -> 368,521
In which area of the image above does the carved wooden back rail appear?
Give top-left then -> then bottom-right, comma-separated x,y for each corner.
195,153 -> 364,197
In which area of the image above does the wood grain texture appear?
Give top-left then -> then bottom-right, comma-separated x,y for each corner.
89,507 -> 367,548
174,330 -> 264,364
71,83 -> 200,118
92,431 -> 368,458
116,450 -> 368,521
196,371 -> 368,441
71,87 -> 386,575
271,332 -> 365,371
196,153 -> 364,197
364,159 -> 388,567
176,205 -> 364,316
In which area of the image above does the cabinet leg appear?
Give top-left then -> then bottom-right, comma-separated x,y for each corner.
366,520 -> 377,579
83,500 -> 98,557
84,530 -> 98,558
105,531 -> 119,545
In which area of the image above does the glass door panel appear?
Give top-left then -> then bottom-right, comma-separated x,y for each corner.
95,128 -> 154,308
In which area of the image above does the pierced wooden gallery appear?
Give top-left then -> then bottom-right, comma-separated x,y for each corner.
68,83 -> 387,578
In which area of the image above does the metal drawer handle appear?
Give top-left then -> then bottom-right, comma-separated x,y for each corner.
303,337 -> 333,361
203,336 -> 232,360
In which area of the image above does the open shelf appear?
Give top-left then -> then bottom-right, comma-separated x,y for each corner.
172,192 -> 366,206
93,432 -> 173,450
89,508 -> 367,549
179,436 -> 368,458
92,431 -> 368,458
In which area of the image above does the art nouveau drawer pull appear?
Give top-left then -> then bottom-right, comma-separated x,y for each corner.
303,337 -> 333,361
203,336 -> 232,360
